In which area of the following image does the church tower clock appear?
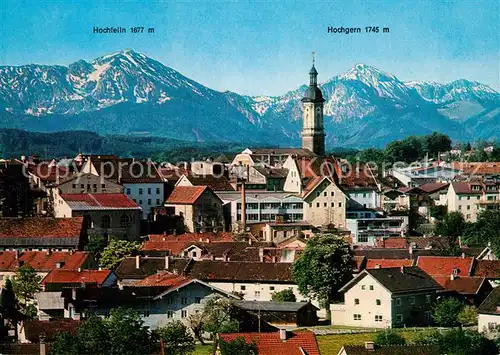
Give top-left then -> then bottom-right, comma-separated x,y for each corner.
301,53 -> 325,156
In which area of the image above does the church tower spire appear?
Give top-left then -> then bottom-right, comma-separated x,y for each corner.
301,53 -> 325,156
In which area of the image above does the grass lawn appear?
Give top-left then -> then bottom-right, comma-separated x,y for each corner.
193,344 -> 213,355
316,330 -> 422,354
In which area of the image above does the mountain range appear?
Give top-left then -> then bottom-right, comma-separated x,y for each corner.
0,49 -> 498,148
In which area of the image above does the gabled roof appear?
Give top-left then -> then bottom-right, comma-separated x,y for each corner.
478,286 -> 500,315
433,276 -> 486,295
60,193 -> 140,210
41,269 -> 114,287
472,259 -> 500,279
141,232 -> 236,254
0,251 -> 89,272
340,267 -> 443,294
450,181 -> 484,194
183,174 -> 235,191
0,217 -> 84,238
120,161 -> 164,183
252,166 -> 289,179
418,182 -> 449,193
29,164 -> 69,182
219,330 -> 320,355
416,256 -> 475,277
115,257 -> 190,280
366,259 -> 414,269
166,186 -> 209,204
235,300 -> 318,312
184,260 -> 293,282
24,319 -> 80,343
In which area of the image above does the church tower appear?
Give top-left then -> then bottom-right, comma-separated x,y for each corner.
301,54 -> 325,156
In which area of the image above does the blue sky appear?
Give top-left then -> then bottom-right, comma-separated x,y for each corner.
1,0 -> 498,95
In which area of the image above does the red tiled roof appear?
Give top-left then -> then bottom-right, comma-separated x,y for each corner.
418,182 -> 449,193
60,193 -> 139,208
0,251 -> 89,271
219,331 -> 320,355
41,269 -> 112,286
452,162 -> 500,176
0,217 -> 84,238
433,276 -> 486,295
376,238 -> 408,249
366,259 -> 414,269
416,256 -> 475,277
451,181 -> 483,194
133,271 -> 191,288
472,260 -> 500,278
142,232 -> 236,253
29,164 -> 69,182
166,186 -> 208,204
185,175 -> 235,191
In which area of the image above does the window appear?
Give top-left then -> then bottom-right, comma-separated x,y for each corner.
81,184 -> 84,189
324,192 -> 327,197
369,285 -> 374,290
101,184 -> 105,188
147,199 -> 152,205
240,285 -> 246,291
181,297 -> 187,305
255,291 -> 261,297
363,193 -> 367,198
331,191 -> 334,196
72,184 -> 76,189
139,200 -> 143,205
425,295 -> 432,303
167,311 -> 173,318
166,297 -> 175,305
338,202 -> 342,207
459,205 -> 463,210
139,188 -> 143,195
143,310 -> 150,317
488,322 -> 498,331
270,286 -> 275,291
120,214 -> 131,228
467,214 -> 471,219
126,188 -> 131,194
396,298 -> 402,306
316,203 -> 320,208
195,297 -> 201,304
410,296 -> 415,305
358,236 -> 369,243
156,188 -> 160,194
354,298 -> 359,305
324,202 -> 327,207
101,215 -> 111,229
353,314 -> 361,320
467,205 -> 471,210
375,315 -> 383,322
396,314 -> 403,323
156,199 -> 160,205
181,310 -> 187,318
192,251 -> 197,258
361,285 -> 366,290
148,188 -> 152,194
331,202 -> 334,207
376,299 -> 381,305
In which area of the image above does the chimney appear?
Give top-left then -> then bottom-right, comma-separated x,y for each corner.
461,252 -> 465,259
259,248 -> 264,262
46,249 -> 52,256
206,238 -> 210,243
165,256 -> 170,270
375,264 -> 381,269
450,273 -> 455,281
364,341 -> 375,351
241,180 -> 246,232
69,249 -> 74,255
248,238 -> 252,246
71,288 -> 76,300
15,250 -> 19,260
39,335 -> 46,355
279,329 -> 287,341
78,267 -> 81,272
223,253 -> 228,262
400,266 -> 405,274
135,255 -> 140,269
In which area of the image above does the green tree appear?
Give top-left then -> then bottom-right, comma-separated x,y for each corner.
414,328 -> 443,345
271,288 -> 296,302
76,315 -> 110,355
187,312 -> 205,345
51,331 -> 78,355
11,265 -> 41,318
85,234 -> 108,254
219,337 -> 258,355
374,330 -> 406,346
105,308 -> 152,355
432,298 -> 464,327
0,278 -> 18,322
99,239 -> 139,269
201,296 -> 239,350
292,234 -> 354,320
464,210 -> 500,258
156,321 -> 195,355
434,212 -> 467,255
424,132 -> 452,158
415,328 -> 497,355
458,305 -> 478,326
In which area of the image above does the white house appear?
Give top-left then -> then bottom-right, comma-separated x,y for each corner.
478,287 -> 500,335
331,266 -> 442,328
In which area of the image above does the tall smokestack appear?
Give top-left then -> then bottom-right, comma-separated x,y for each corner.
241,179 -> 246,232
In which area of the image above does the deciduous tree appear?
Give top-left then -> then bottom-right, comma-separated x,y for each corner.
155,320 -> 195,355
99,239 -> 139,269
271,288 -> 296,302
292,234 -> 353,320
11,265 -> 41,318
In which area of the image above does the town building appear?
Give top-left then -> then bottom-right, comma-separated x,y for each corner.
337,343 -> 440,355
53,193 -> 141,238
331,267 -> 442,328
0,217 -> 87,251
478,287 -> 500,335
165,186 -> 225,232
